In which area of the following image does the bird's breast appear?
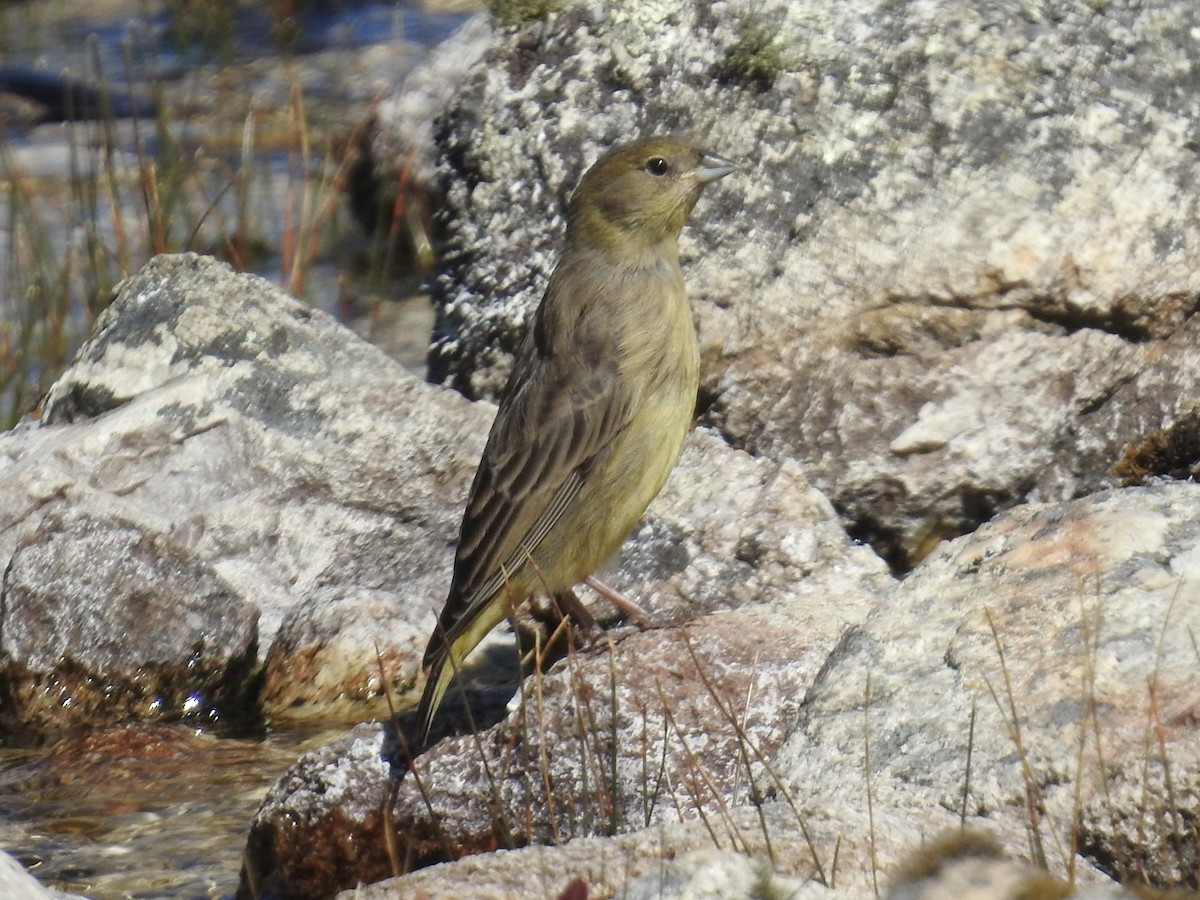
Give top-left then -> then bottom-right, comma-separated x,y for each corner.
612,264 -> 698,398
582,269 -> 699,555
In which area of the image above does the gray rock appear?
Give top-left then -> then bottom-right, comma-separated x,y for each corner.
12,6 -> 1200,897
0,249 -> 891,896
347,14 -> 494,268
247,480 -> 1200,898
1,513 -> 258,736
0,253 -> 479,734
369,14 -> 495,190
618,849 -> 807,900
234,0 -> 1200,891
766,481 -> 1200,893
0,849 -> 86,900
240,723 -> 394,900
240,430 -> 888,898
406,0 -> 1200,568
333,811 -> 837,900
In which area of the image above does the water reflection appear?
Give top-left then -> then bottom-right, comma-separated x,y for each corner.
0,0 -> 453,425
0,2 -> 469,80
1,723 -> 341,899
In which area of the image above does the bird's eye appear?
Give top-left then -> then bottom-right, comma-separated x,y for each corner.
644,157 -> 670,176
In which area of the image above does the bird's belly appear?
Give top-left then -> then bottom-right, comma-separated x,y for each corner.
536,378 -> 696,585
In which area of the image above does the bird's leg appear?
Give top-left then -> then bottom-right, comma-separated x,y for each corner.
519,582 -> 652,670
552,588 -> 598,632
584,575 -> 651,627
521,550 -> 594,632
518,588 -> 592,671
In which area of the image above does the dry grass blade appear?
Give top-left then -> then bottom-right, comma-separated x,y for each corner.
864,673 -> 879,898
531,627 -> 562,843
681,628 -> 830,888
960,695 -> 977,828
654,679 -> 740,852
1137,579 -> 1189,885
679,634 -> 829,885
0,36 -> 396,431
982,606 -> 1051,869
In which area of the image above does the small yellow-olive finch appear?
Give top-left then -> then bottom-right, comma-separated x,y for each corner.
417,136 -> 734,744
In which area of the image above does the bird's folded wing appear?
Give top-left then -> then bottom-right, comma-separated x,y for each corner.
425,348 -> 633,662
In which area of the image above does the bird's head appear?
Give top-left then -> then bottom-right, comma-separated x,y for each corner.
566,136 -> 735,254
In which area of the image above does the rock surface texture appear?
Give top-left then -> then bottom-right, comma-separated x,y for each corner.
259,483 -> 1200,899
269,0 -> 1200,895
421,0 -> 1200,571
0,253 -> 477,734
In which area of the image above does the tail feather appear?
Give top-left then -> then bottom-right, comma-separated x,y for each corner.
416,643 -> 454,745
416,593 -> 513,744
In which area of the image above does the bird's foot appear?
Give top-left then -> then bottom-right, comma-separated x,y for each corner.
552,587 -> 599,632
584,575 -> 652,628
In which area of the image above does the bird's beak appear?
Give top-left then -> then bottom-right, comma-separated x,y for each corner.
695,151 -> 736,184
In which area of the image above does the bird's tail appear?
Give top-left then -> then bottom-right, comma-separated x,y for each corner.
415,643 -> 456,746
416,595 -> 512,744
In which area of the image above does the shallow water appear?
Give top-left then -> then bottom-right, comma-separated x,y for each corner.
0,1 -> 468,81
0,724 -> 344,899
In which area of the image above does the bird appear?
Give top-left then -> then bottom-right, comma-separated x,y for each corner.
416,135 -> 735,746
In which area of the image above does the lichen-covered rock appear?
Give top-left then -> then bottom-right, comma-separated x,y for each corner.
335,812 -> 833,900
238,724 -> 394,900
0,251 -> 890,897
342,833 -> 1153,900
1,514 -> 258,736
255,481 -> 1200,899
404,0 -> 1200,569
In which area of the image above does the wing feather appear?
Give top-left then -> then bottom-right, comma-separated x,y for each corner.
423,320 -> 633,667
